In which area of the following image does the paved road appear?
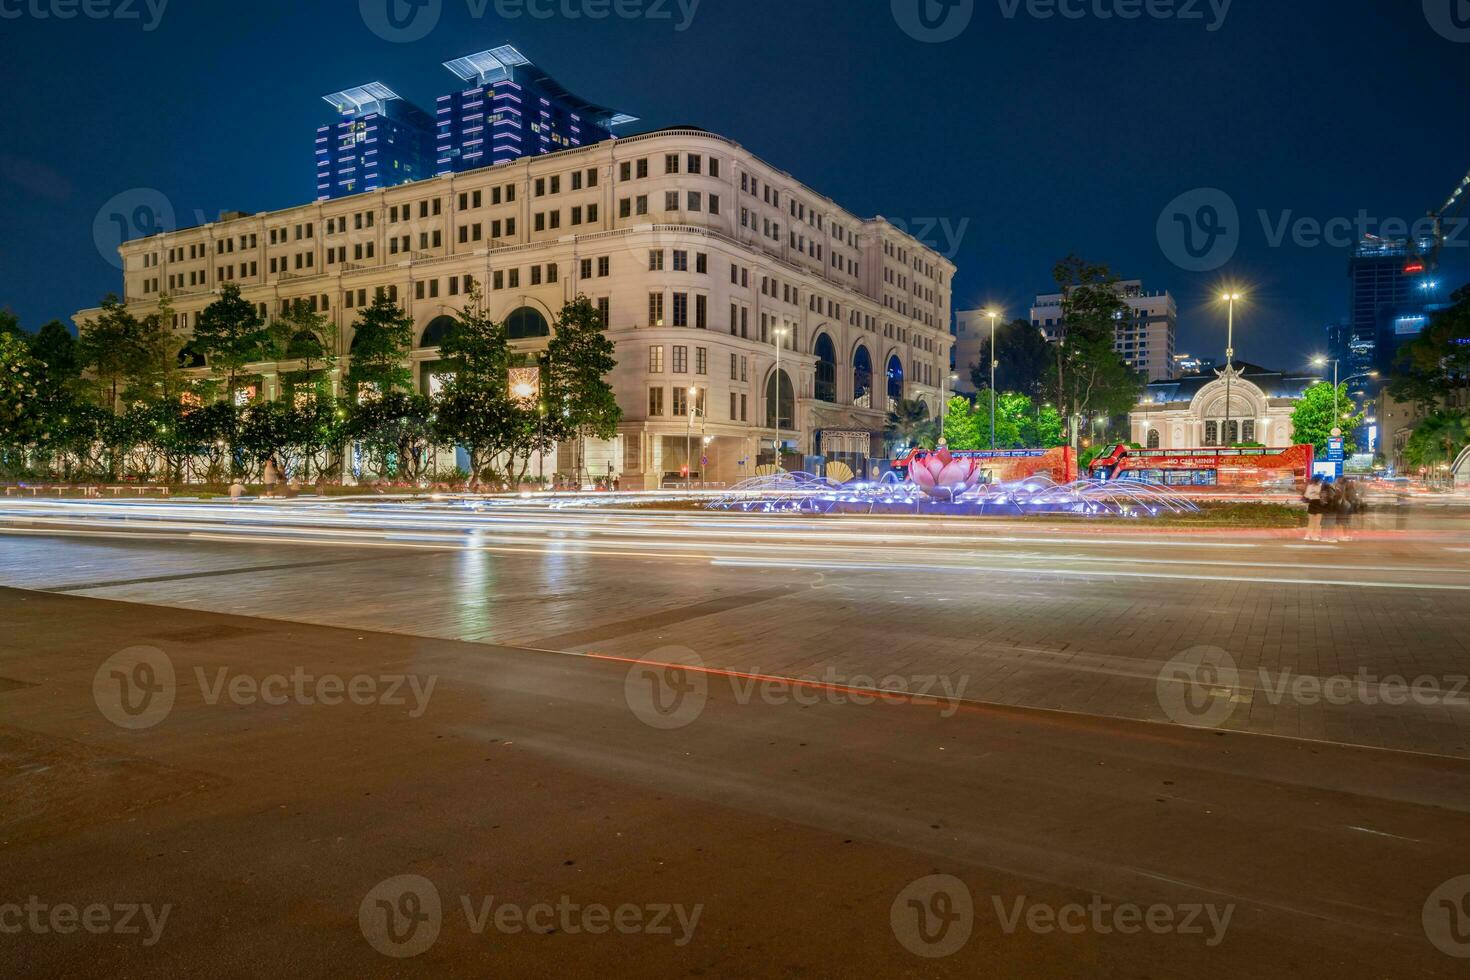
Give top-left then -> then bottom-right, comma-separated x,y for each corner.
2,500 -> 1470,975
1,498 -> 1468,755
2,588 -> 1469,977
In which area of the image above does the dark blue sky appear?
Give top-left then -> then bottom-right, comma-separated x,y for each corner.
1,0 -> 1466,370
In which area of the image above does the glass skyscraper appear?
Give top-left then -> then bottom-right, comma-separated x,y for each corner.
316,83 -> 436,201
434,45 -> 636,175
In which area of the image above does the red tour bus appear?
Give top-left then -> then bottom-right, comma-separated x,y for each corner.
1089,444 -> 1315,490
892,446 -> 1078,484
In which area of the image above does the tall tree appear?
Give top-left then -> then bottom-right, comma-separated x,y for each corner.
0,332 -> 47,465
1045,257 -> 1144,443
77,295 -> 146,412
885,398 -> 936,451
1389,284 -> 1470,410
545,296 -> 621,480
1402,410 -> 1470,476
30,321 -> 79,382
345,293 -> 414,399
972,317 -> 1052,400
193,283 -> 269,398
269,299 -> 339,397
1291,382 -> 1366,453
941,396 -> 983,450
128,294 -> 188,405
433,284 -> 520,486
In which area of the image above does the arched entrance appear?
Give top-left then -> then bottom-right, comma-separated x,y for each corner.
853,345 -> 873,408
814,333 -> 837,403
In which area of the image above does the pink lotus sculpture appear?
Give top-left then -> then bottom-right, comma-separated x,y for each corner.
908,447 -> 983,500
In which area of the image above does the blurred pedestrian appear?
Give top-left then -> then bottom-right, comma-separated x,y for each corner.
1303,474 -> 1327,541
261,457 -> 281,498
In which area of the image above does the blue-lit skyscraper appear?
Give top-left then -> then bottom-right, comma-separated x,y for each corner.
316,83 -> 436,201
1346,234 -> 1437,380
434,45 -> 636,175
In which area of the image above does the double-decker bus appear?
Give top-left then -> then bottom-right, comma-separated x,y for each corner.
1088,444 -> 1315,490
892,446 -> 1078,484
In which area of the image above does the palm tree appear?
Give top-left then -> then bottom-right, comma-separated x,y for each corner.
885,398 -> 936,453
1403,410 -> 1470,485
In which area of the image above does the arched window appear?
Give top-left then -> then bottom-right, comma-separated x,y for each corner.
886,354 -> 905,401
506,306 -> 550,340
853,345 -> 873,408
766,369 -> 795,430
420,315 -> 458,349
814,334 -> 837,403
1147,429 -> 1161,449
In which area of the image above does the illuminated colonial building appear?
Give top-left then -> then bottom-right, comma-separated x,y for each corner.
77,128 -> 955,487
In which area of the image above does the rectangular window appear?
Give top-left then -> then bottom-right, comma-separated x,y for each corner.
672,292 -> 689,328
648,387 -> 664,416
598,257 -> 610,277
672,346 -> 688,373
648,292 -> 664,326
649,250 -> 665,271
695,347 -> 707,375
665,153 -> 679,174
672,250 -> 688,271
695,294 -> 707,329
649,345 -> 664,372
665,191 -> 680,211
672,388 -> 688,417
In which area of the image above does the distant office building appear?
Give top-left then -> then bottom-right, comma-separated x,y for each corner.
1347,234 -> 1435,380
316,83 -> 436,201
1030,279 -> 1177,380
951,309 -> 1018,393
1173,353 -> 1215,376
435,45 -> 636,175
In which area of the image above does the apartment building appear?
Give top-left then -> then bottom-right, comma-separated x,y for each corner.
78,128 -> 956,487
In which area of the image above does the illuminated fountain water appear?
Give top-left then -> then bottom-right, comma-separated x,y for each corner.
706,469 -> 1198,518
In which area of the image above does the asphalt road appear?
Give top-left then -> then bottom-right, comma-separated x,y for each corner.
1,499 -> 1469,976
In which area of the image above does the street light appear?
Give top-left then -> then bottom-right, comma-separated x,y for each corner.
1312,356 -> 1380,426
772,326 -> 789,471
985,309 -> 1000,449
686,385 -> 699,487
1219,292 -> 1243,446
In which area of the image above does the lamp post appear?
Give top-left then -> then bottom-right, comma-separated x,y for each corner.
686,385 -> 698,488
772,326 -> 789,470
1219,292 -> 1243,447
1311,356 -> 1378,435
986,309 -> 1000,449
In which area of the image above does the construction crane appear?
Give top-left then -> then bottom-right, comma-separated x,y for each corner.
1422,166 -> 1470,271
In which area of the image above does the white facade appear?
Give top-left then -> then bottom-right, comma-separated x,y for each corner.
1031,279 -> 1178,381
78,128 -> 955,487
1130,366 -> 1306,450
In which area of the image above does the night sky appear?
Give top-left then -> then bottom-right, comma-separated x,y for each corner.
1,0 -> 1466,371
